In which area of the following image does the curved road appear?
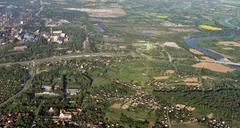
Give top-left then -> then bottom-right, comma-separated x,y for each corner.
0,52 -> 135,67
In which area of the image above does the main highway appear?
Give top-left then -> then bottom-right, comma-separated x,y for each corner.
0,52 -> 136,67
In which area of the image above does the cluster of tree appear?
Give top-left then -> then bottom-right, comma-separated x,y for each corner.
153,88 -> 240,123
0,65 -> 29,103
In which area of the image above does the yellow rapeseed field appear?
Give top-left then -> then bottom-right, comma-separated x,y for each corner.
199,24 -> 223,31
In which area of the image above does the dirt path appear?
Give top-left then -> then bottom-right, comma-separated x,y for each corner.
161,47 -> 173,63
165,50 -> 173,63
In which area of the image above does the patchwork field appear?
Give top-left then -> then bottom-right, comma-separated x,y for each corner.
192,62 -> 235,73
217,41 -> 240,47
65,7 -> 126,18
183,77 -> 202,87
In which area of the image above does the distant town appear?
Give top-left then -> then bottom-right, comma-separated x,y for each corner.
0,0 -> 240,128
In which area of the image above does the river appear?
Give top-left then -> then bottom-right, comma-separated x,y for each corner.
184,32 -> 240,67
184,37 -> 224,60
184,20 -> 236,61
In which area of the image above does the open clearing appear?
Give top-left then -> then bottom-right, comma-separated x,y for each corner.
111,100 -> 132,110
65,7 -> 126,18
163,42 -> 181,49
192,62 -> 235,73
111,103 -> 122,109
218,41 -> 240,47
154,76 -> 170,80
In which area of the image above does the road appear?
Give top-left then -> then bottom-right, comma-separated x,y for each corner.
161,46 -> 173,63
35,0 -> 43,17
83,33 -> 90,51
165,50 -> 172,63
0,52 -> 135,67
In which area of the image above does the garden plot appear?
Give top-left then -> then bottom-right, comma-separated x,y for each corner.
153,70 -> 175,81
183,77 -> 202,87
